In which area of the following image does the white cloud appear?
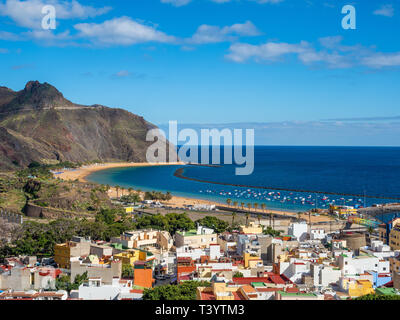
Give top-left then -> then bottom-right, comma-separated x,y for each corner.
226,39 -> 354,68
361,52 -> 400,68
114,70 -> 131,77
189,21 -> 260,44
0,48 -> 9,53
0,30 -> 21,40
319,35 -> 343,49
74,17 -> 176,46
161,0 -> 192,6
373,4 -> 394,17
225,41 -> 310,62
226,37 -> 400,69
0,0 -> 111,29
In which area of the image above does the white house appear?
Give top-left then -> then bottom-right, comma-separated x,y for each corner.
310,228 -> 326,241
77,278 -> 139,300
338,253 -> 390,275
288,222 -> 308,242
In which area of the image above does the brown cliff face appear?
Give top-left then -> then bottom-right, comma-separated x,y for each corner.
0,81 -> 167,169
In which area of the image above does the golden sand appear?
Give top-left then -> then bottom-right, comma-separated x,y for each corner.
54,162 -> 333,223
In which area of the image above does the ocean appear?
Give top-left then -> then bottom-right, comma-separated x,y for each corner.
86,146 -> 400,213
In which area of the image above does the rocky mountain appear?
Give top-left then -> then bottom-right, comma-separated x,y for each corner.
0,81 -> 167,170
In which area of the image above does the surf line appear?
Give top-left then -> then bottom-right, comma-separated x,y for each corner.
173,167 -> 400,201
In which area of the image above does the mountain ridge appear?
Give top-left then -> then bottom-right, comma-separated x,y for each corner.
0,81 -> 166,170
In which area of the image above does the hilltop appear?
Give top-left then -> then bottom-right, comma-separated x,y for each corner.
0,81 -> 164,170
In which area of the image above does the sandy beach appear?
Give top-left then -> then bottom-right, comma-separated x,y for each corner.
54,162 -> 334,223
55,162 -> 186,182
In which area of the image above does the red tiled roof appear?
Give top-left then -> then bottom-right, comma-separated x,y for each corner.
200,292 -> 216,300
232,277 -> 271,285
269,275 -> 286,284
177,257 -> 192,262
130,289 -> 144,294
232,291 -> 246,300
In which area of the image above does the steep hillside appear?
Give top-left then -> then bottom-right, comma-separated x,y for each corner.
0,81 -> 166,170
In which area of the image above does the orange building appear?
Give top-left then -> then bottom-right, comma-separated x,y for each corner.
133,261 -> 154,288
177,257 -> 196,282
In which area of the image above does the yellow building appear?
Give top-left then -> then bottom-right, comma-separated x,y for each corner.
243,252 -> 263,268
197,281 -> 247,300
390,255 -> 400,274
347,280 -> 374,297
329,205 -> 357,217
54,241 -> 90,269
175,227 -> 217,249
125,207 -> 134,214
240,222 -> 263,235
113,249 -> 152,267
389,226 -> 400,250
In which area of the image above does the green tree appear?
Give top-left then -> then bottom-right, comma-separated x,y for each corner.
231,212 -> 237,226
122,264 -> 134,279
196,216 -> 229,233
253,203 -> 258,212
55,271 -> 88,293
115,185 -> 120,199
233,271 -> 244,278
142,281 -> 210,300
263,226 -> 281,237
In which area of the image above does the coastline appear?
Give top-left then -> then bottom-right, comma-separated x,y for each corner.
54,162 -> 334,223
55,162 -> 187,183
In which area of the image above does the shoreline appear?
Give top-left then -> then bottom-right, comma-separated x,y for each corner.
54,162 -> 187,183
54,162 -> 334,223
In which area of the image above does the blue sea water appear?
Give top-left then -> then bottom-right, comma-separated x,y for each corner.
86,146 -> 400,213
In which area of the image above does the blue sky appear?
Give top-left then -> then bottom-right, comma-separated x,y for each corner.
0,0 -> 400,145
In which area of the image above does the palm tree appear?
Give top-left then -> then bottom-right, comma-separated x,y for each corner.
246,203 -> 252,212
233,201 -> 238,210
261,203 -> 266,214
241,202 -> 245,212
226,198 -> 232,207
231,212 -> 237,226
128,187 -> 133,195
269,212 -> 273,228
254,203 -> 259,213
297,212 -> 302,221
115,185 -> 120,199
257,214 -> 261,225
245,212 -> 250,226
